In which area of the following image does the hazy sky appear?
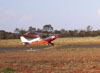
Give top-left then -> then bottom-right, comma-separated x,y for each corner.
0,0 -> 100,32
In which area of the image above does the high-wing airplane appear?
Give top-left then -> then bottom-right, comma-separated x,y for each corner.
20,32 -> 59,46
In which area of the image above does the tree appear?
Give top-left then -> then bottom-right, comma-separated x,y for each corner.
86,25 -> 93,36
43,24 -> 53,32
73,30 -> 78,37
28,26 -> 36,32
79,30 -> 86,37
37,28 -> 42,33
19,29 -> 27,35
69,30 -> 75,37
54,30 -> 61,34
0,30 -> 7,39
6,33 -> 16,39
86,25 -> 93,31
14,28 -> 20,33
59,29 -> 66,37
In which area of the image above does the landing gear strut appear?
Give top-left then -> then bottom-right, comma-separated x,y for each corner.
46,43 -> 54,46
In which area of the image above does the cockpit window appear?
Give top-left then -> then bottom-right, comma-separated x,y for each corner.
41,34 -> 50,38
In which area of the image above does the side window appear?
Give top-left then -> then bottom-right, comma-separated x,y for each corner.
47,34 -> 50,37
41,35 -> 46,38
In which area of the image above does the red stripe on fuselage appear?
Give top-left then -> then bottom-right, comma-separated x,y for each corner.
28,36 -> 55,45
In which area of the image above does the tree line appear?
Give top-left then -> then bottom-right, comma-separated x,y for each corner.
0,24 -> 100,39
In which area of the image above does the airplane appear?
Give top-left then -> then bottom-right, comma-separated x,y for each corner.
20,32 -> 59,46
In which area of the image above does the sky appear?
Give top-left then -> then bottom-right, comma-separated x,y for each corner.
0,0 -> 100,32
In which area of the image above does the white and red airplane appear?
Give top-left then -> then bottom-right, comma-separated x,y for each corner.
20,32 -> 59,46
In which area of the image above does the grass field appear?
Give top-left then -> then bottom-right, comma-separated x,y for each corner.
1,37 -> 100,47
54,37 -> 100,45
0,37 -> 100,73
0,48 -> 100,73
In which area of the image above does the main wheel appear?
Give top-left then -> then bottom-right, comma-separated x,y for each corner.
46,44 -> 49,46
51,43 -> 54,46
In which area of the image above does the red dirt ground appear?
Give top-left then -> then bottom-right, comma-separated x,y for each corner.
0,49 -> 100,73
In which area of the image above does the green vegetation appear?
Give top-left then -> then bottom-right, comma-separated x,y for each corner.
1,67 -> 14,73
1,25 -> 100,39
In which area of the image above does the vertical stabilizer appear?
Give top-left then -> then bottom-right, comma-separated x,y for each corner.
20,36 -> 29,43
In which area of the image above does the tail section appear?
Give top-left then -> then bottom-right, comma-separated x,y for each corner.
20,36 -> 29,45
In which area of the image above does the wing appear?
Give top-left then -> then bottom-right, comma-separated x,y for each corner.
24,32 -> 47,37
24,32 -> 60,38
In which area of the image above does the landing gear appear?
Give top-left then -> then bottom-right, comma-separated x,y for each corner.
50,43 -> 54,46
46,43 -> 54,46
46,41 -> 54,46
46,44 -> 49,46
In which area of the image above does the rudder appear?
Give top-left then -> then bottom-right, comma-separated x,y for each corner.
20,36 -> 29,43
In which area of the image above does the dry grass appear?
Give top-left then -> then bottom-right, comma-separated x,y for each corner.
1,37 -> 100,47
0,39 -> 21,47
0,37 -> 100,72
0,48 -> 100,73
53,37 -> 100,45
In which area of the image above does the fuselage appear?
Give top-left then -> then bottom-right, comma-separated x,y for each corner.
20,35 -> 58,45
29,35 -> 57,45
